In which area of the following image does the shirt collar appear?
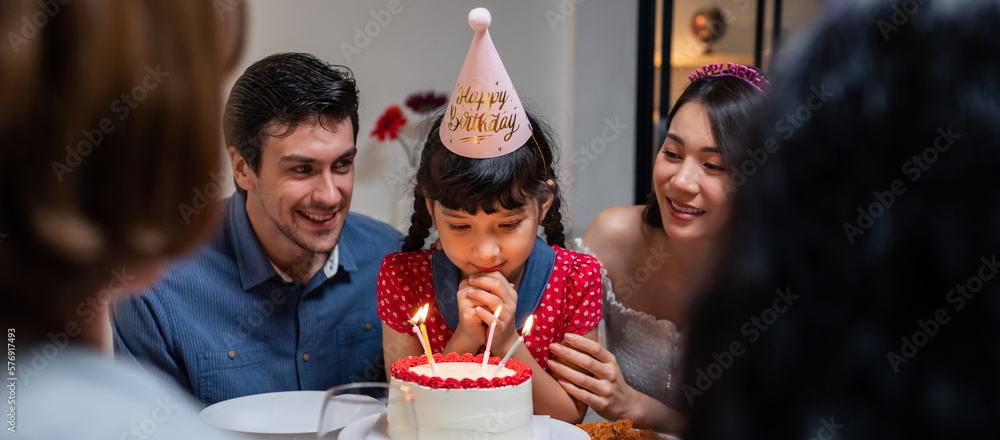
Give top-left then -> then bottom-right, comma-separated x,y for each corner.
227,191 -> 279,291
227,191 -> 358,291
323,245 -> 340,278
332,223 -> 358,273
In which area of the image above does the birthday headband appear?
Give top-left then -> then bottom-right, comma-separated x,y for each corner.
687,62 -> 769,94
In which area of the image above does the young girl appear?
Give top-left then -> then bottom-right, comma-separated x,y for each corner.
377,111 -> 602,423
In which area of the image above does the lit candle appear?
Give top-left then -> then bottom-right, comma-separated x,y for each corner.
419,319 -> 437,376
409,304 -> 437,376
492,314 -> 535,377
481,305 -> 503,368
408,304 -> 428,355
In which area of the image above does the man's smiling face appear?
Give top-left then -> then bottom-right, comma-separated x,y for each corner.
244,115 -> 356,256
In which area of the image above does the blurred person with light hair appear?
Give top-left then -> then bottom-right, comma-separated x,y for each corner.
0,0 -> 246,438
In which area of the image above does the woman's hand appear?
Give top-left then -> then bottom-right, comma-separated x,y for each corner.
466,272 -> 519,353
547,332 -> 638,421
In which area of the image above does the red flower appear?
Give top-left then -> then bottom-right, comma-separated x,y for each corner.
404,91 -> 448,114
370,105 -> 407,141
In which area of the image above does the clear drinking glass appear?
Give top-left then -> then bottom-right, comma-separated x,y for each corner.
317,382 -> 418,440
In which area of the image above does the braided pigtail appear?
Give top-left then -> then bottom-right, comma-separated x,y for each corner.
541,183 -> 566,248
402,192 -> 433,252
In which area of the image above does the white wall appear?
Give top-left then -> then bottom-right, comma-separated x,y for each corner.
219,0 -> 571,232
216,0 -> 639,238
568,1 -> 639,235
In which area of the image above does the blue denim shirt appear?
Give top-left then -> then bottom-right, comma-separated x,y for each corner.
111,192 -> 402,405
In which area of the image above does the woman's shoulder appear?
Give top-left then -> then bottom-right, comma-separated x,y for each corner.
584,205 -> 647,241
581,205 -> 652,259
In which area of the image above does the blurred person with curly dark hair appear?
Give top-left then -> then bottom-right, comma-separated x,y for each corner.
681,0 -> 1000,438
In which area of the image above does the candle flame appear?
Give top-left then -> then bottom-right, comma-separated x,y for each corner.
409,303 -> 429,325
522,314 -> 535,336
493,305 -> 503,320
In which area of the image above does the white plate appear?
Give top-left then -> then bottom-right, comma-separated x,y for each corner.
338,411 -> 589,440
551,418 -> 590,440
200,390 -> 381,440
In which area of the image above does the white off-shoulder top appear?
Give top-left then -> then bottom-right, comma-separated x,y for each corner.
573,238 -> 685,408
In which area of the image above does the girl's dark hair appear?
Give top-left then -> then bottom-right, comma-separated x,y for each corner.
641,74 -> 765,227
223,52 -> 359,194
682,0 -> 1000,438
402,113 -> 565,252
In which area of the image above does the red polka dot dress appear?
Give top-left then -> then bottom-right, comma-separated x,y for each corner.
376,244 -> 603,369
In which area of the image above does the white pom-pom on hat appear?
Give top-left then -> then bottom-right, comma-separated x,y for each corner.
468,7 -> 491,32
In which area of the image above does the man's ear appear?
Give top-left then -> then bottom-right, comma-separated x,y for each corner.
539,179 -> 556,222
228,146 -> 256,192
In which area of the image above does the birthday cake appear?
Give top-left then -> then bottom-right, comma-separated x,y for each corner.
387,352 -> 534,440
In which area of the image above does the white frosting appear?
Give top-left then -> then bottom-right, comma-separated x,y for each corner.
409,363 -> 516,381
387,361 -> 533,440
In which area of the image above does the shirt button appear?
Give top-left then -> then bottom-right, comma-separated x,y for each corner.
364,322 -> 373,331
303,353 -> 310,362
228,350 -> 236,359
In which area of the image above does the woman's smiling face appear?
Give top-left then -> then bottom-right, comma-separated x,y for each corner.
653,101 -> 736,241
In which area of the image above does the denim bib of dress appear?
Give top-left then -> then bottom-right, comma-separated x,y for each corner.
431,236 -> 554,331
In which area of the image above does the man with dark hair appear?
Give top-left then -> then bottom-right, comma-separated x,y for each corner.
112,53 -> 402,405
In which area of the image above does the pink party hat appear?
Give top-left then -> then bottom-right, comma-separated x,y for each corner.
439,8 -> 532,158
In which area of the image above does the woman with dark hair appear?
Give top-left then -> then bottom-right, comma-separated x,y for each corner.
681,0 -> 1000,438
0,0 -> 244,437
546,65 -> 767,433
